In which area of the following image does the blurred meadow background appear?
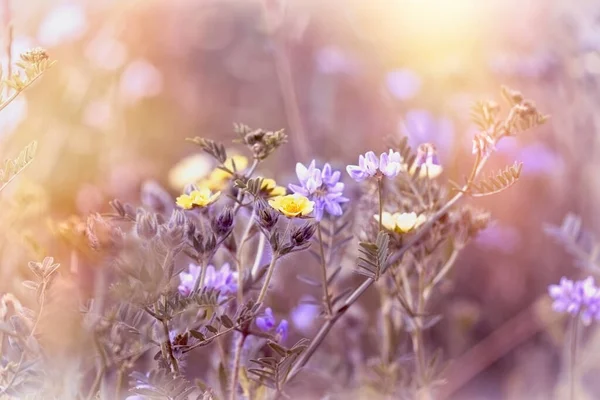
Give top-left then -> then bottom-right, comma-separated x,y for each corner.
1,0 -> 600,398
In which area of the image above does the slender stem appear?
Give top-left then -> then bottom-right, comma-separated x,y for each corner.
115,367 -> 125,399
378,177 -> 384,231
237,208 -> 256,305
412,269 -> 428,398
423,248 -> 460,300
569,315 -> 579,400
229,333 -> 247,400
317,223 -> 333,317
233,159 -> 259,215
251,233 -> 266,278
160,316 -> 179,376
257,254 -> 279,305
86,333 -> 108,400
193,259 -> 208,294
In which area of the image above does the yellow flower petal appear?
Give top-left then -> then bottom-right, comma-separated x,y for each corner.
394,212 -> 418,233
374,212 -> 397,231
168,153 -> 213,190
269,194 -> 314,218
176,189 -> 221,209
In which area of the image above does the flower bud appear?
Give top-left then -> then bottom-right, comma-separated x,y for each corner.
290,223 -> 316,247
135,209 -> 158,240
255,200 -> 279,230
212,207 -> 234,236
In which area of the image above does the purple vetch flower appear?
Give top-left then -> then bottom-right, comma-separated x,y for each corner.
275,320 -> 289,342
411,143 -> 443,179
548,277 -> 600,325
256,307 -> 276,332
518,143 -> 563,176
178,263 -> 201,296
289,160 -> 349,221
178,263 -> 238,296
346,150 -> 404,182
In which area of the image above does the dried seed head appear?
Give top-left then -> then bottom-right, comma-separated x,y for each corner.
20,47 -> 49,64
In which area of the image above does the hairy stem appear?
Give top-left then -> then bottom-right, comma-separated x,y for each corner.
317,223 -> 333,317
115,367 -> 126,399
161,316 -> 179,376
229,333 -> 247,400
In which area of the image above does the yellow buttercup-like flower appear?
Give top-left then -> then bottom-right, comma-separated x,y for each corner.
176,188 -> 221,210
261,178 -> 287,198
373,211 -> 427,233
268,194 -> 314,218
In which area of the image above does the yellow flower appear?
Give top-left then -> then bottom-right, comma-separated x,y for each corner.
373,211 -> 427,233
268,194 -> 314,218
261,178 -> 287,198
176,188 -> 221,210
211,155 -> 249,181
410,163 -> 443,179
168,153 -> 213,190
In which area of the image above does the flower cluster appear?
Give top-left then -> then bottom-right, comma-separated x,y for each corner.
346,150 -> 404,182
375,211 -> 427,234
289,161 -> 349,221
256,307 -> 288,342
548,276 -> 600,325
178,263 -> 238,296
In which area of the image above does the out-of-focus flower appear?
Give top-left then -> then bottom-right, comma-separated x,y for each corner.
176,188 -> 220,210
260,178 -> 287,198
291,299 -> 320,333
178,264 -> 201,296
168,153 -> 213,191
204,263 -> 238,294
346,150 -> 404,182
119,59 -> 163,104
178,263 -> 238,296
199,155 -> 249,191
315,46 -> 357,75
256,307 -> 276,332
0,97 -> 27,138
289,161 -> 349,221
410,143 -> 443,178
275,320 -> 289,342
475,225 -> 520,253
82,100 -> 112,130
548,277 -> 600,325
386,68 -> 421,100
268,194 -> 314,218
38,3 -> 88,47
374,211 -> 427,234
85,31 -> 127,71
399,110 -> 455,157
518,143 -> 563,176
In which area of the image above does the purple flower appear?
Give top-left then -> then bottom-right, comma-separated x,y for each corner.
346,150 -> 404,182
178,263 -> 201,296
291,299 -> 320,333
399,110 -> 454,158
386,69 -> 421,100
411,144 -> 443,179
178,263 -> 238,296
548,277 -> 600,325
256,307 -> 276,332
289,160 -> 349,221
275,319 -> 289,342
